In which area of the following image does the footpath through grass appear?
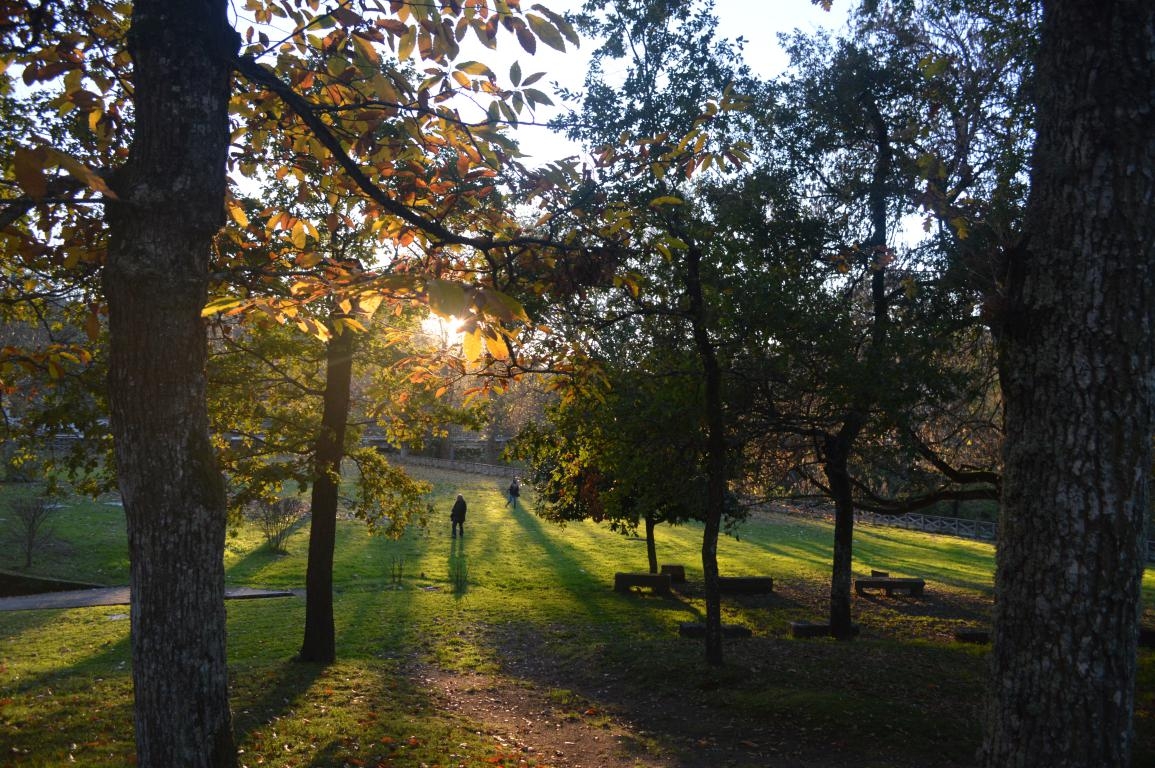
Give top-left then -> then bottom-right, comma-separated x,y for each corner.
1,466 -> 1152,767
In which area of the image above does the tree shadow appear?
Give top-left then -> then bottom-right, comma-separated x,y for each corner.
448,535 -> 468,597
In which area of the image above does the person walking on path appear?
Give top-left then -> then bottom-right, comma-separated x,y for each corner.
506,478 -> 520,509
450,494 -> 467,538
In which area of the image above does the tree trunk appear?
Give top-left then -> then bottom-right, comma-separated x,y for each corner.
298,327 -> 355,664
103,2 -> 238,766
686,243 -> 727,666
644,512 -> 657,573
822,95 -> 889,642
982,2 -> 1155,765
823,426 -> 860,641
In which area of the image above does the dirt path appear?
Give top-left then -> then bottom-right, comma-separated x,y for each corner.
421,666 -> 673,768
416,661 -> 853,768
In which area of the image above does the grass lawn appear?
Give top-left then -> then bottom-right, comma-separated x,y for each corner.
1,466 -> 1152,767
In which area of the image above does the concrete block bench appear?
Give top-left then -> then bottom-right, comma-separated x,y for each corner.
717,576 -> 774,594
854,576 -> 925,597
614,572 -> 672,595
678,622 -> 752,639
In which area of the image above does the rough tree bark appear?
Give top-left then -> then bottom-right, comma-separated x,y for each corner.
982,1 -> 1155,766
103,1 -> 238,765
298,326 -> 355,664
644,512 -> 658,574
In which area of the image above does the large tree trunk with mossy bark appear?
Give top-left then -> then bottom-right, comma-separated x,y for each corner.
981,1 -> 1155,765
103,1 -> 238,766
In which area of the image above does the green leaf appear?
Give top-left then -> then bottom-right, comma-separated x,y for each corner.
530,4 -> 579,47
426,279 -> 470,317
476,287 -> 531,323
523,87 -> 553,107
398,27 -> 417,61
509,60 -> 522,87
201,296 -> 250,317
526,13 -> 566,52
456,61 -> 495,78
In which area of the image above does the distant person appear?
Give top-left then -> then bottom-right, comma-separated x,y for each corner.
450,493 -> 467,538
506,477 -> 521,509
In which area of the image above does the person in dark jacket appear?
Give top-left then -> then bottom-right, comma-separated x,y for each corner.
450,494 -> 466,538
506,478 -> 520,509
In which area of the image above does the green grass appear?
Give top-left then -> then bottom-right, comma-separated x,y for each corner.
1,467 -> 1153,767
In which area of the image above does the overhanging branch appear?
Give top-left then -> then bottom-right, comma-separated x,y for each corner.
232,55 -> 567,255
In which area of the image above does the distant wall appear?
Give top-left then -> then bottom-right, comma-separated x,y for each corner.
389,453 -> 519,478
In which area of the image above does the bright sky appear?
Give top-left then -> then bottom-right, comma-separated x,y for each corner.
504,0 -> 850,164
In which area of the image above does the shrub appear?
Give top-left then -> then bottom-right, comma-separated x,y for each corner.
245,497 -> 308,552
8,495 -> 58,568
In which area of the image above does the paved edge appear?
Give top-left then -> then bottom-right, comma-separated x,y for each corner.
0,586 -> 296,612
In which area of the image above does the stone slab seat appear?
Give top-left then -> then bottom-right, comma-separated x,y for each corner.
659,564 -> 687,584
789,620 -> 860,639
717,576 -> 774,594
954,627 -> 991,644
854,576 -> 925,597
614,571 -> 672,595
678,622 -> 753,639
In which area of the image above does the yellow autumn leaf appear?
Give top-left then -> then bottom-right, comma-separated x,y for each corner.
291,220 -> 307,249
484,331 -> 511,360
226,199 -> 250,228
462,328 -> 482,362
352,34 -> 380,65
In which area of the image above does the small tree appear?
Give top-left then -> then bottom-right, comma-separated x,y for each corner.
8,495 -> 57,569
244,497 -> 307,553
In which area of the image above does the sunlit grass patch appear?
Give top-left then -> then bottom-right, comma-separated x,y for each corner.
2,464 -> 1153,766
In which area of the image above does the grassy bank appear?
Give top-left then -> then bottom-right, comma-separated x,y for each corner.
1,467 -> 1152,767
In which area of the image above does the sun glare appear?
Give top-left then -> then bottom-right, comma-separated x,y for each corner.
420,313 -> 464,345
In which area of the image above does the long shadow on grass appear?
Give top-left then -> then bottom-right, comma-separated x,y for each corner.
502,500 -> 699,629
448,535 -> 467,597
224,515 -> 311,588
0,607 -> 133,696
231,658 -> 325,744
0,608 -> 137,764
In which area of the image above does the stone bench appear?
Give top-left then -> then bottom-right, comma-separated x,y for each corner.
660,564 -> 686,584
614,572 -> 672,595
718,576 -> 774,594
678,622 -> 752,639
854,576 -> 925,597
954,628 -> 991,644
789,621 -> 860,639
